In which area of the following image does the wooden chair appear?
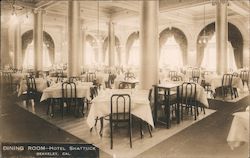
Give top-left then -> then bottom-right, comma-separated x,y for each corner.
180,82 -> 198,120
109,94 -> 132,149
61,81 -> 84,118
171,75 -> 183,81
240,70 -> 249,89
191,68 -> 200,83
221,74 -> 235,99
26,76 -> 39,103
169,71 -> 177,79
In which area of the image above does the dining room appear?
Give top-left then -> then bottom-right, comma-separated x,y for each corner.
0,0 -> 249,158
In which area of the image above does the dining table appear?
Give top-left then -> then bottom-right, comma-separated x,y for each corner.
204,75 -> 244,92
40,81 -> 93,102
18,78 -> 49,97
153,81 -> 209,128
227,106 -> 249,150
86,89 -> 154,129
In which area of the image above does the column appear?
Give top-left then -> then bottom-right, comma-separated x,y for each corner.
79,20 -> 85,72
68,1 -> 80,77
33,9 -> 43,72
215,0 -> 228,75
140,0 -> 159,89
108,21 -> 115,66
14,23 -> 22,69
81,26 -> 86,68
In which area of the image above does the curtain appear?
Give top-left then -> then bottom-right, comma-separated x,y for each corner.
126,32 -> 139,64
159,27 -> 188,65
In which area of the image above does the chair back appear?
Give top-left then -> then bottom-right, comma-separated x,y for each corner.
61,81 -> 77,106
180,82 -> 197,106
169,71 -> 177,78
26,76 -> 37,93
86,72 -> 96,82
240,70 -> 249,84
232,72 -> 238,77
110,94 -> 131,121
69,76 -> 83,82
222,74 -> 233,87
192,68 -> 200,83
171,75 -> 183,81
124,72 -> 135,80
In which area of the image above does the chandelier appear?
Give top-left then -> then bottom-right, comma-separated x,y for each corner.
198,1 -> 209,44
8,0 -> 24,16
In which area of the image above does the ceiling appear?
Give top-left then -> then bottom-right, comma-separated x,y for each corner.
1,0 -> 249,33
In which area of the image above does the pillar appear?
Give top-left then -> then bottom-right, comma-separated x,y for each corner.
140,0 -> 159,89
33,9 -> 43,72
68,1 -> 80,77
108,21 -> 115,67
14,23 -> 22,69
216,0 -> 228,75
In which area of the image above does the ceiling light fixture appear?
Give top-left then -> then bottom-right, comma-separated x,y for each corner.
199,0 -> 209,44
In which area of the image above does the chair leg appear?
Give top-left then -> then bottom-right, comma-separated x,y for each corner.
129,120 -> 132,148
99,118 -> 103,137
140,120 -> 143,139
110,120 -> 113,149
147,123 -> 152,137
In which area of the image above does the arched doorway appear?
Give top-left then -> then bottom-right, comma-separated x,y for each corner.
21,30 -> 55,69
159,27 -> 188,69
197,22 -> 243,71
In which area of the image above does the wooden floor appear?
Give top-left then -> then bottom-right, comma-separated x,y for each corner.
0,78 -> 249,158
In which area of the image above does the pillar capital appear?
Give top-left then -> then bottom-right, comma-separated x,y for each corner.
212,0 -> 228,5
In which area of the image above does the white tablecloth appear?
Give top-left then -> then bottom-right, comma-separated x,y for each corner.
12,73 -> 29,84
205,75 -> 244,92
87,89 -> 154,128
18,78 -> 48,97
227,110 -> 249,150
40,82 -> 92,101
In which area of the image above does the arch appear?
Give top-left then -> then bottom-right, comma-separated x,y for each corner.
21,30 -> 55,64
103,36 -> 121,65
126,32 -> 139,64
85,34 -> 98,65
159,27 -> 188,65
196,22 -> 243,68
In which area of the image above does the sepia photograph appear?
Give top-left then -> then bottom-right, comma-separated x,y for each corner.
0,0 -> 249,157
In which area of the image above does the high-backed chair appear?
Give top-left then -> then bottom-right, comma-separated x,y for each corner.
180,82 -> 198,120
221,74 -> 234,99
191,68 -> 200,83
26,76 -> 38,101
169,71 -> 177,79
171,75 -> 183,81
109,94 -> 132,149
240,70 -> 249,89
61,81 -> 83,118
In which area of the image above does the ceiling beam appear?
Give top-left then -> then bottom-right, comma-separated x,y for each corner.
160,0 -> 211,13
229,0 -> 250,17
107,1 -> 139,12
35,1 -> 62,9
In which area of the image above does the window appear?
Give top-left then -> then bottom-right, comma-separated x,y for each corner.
23,42 -> 52,69
201,35 -> 237,71
85,42 -> 96,65
128,39 -> 140,67
159,36 -> 183,69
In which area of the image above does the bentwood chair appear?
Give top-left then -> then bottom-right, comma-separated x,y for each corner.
169,71 -> 177,79
26,76 -> 39,103
61,81 -> 84,118
221,74 -> 235,99
109,94 -> 132,149
171,75 -> 183,82
191,68 -> 200,83
240,70 -> 249,89
180,82 -> 199,120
